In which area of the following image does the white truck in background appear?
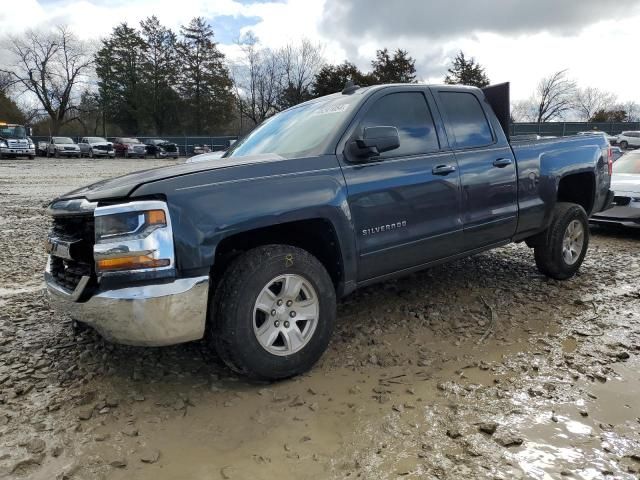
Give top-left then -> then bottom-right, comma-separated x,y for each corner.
0,122 -> 35,159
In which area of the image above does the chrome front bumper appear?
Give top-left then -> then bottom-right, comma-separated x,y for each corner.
1,147 -> 35,155
46,272 -> 210,346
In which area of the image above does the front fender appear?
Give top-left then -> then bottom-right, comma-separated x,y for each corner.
131,155 -> 357,289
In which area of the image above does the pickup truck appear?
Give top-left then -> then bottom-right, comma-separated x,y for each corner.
45,83 -> 613,380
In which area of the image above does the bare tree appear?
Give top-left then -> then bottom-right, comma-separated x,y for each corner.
574,87 -> 617,121
1,26 -> 94,134
511,99 -> 538,122
622,101 -> 640,122
232,34 -> 325,126
277,39 -> 324,109
232,32 -> 283,126
532,70 -> 577,123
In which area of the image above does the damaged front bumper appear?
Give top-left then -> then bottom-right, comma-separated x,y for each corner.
46,267 -> 209,346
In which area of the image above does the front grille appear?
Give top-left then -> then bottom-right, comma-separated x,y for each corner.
133,146 -> 145,153
50,214 -> 95,291
64,146 -> 76,151
163,144 -> 177,153
95,145 -> 110,151
613,196 -> 631,206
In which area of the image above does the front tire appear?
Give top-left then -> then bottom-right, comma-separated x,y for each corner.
533,202 -> 589,280
211,245 -> 336,380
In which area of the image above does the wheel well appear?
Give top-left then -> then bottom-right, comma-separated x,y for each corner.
557,172 -> 595,215
211,219 -> 343,291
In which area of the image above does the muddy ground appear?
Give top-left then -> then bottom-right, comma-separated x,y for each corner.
0,157 -> 639,480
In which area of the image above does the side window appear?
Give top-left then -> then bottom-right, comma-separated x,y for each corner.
360,92 -> 439,157
439,92 -> 494,149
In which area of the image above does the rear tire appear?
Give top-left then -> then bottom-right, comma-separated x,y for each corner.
533,202 -> 589,280
619,140 -> 628,149
210,245 -> 336,380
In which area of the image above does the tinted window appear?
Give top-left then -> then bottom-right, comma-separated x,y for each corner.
360,92 -> 439,157
440,92 -> 494,148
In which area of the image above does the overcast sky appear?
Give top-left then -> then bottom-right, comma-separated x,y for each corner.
1,0 -> 639,102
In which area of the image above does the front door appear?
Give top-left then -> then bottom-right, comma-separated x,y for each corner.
339,88 -> 463,281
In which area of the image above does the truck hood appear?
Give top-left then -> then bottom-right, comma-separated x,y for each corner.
56,153 -> 284,201
89,142 -> 112,147
611,174 -> 640,194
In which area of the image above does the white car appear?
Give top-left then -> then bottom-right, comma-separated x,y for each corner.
617,131 -> 640,150
47,137 -> 81,158
78,137 -> 115,158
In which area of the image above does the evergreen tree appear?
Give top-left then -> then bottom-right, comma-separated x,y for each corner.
0,92 -> 26,124
371,48 -> 416,84
176,17 -> 234,135
95,23 -> 147,134
590,109 -> 628,122
444,51 -> 490,88
312,61 -> 374,96
140,16 -> 179,134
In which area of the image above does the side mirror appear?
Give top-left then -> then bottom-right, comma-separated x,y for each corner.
350,126 -> 400,159
26,127 -> 33,136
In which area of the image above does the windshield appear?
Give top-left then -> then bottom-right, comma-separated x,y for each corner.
87,137 -> 107,143
613,153 -> 640,174
226,95 -> 356,158
0,125 -> 26,138
55,137 -> 74,144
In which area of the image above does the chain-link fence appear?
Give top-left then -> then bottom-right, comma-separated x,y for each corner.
511,122 -> 640,137
29,122 -> 640,155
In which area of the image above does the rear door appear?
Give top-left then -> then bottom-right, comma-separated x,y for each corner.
338,87 -> 463,281
434,89 -> 518,249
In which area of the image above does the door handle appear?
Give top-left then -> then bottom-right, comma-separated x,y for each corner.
432,164 -> 456,175
493,158 -> 512,168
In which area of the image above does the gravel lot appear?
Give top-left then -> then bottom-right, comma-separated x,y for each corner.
1,157 -> 639,480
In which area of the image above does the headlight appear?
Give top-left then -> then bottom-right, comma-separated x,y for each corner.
95,209 -> 167,243
94,202 -> 174,274
0,141 -> 6,148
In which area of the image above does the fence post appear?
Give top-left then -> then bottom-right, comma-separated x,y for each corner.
562,123 -> 566,136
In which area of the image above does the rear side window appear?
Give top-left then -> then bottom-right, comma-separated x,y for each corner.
439,92 -> 494,149
360,92 -> 439,157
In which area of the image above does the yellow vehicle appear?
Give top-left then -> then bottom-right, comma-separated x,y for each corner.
0,122 -> 35,159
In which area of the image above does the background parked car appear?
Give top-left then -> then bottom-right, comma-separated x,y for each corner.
591,151 -> 640,228
192,144 -> 211,155
78,137 -> 115,158
36,141 -> 49,156
47,137 -> 81,158
145,139 -> 179,159
113,138 -> 147,158
617,131 -> 640,150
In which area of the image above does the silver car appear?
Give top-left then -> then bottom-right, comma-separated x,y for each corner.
591,151 -> 640,228
78,137 -> 115,158
47,137 -> 81,158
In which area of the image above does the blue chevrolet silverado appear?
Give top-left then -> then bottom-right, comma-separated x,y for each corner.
45,82 -> 613,379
